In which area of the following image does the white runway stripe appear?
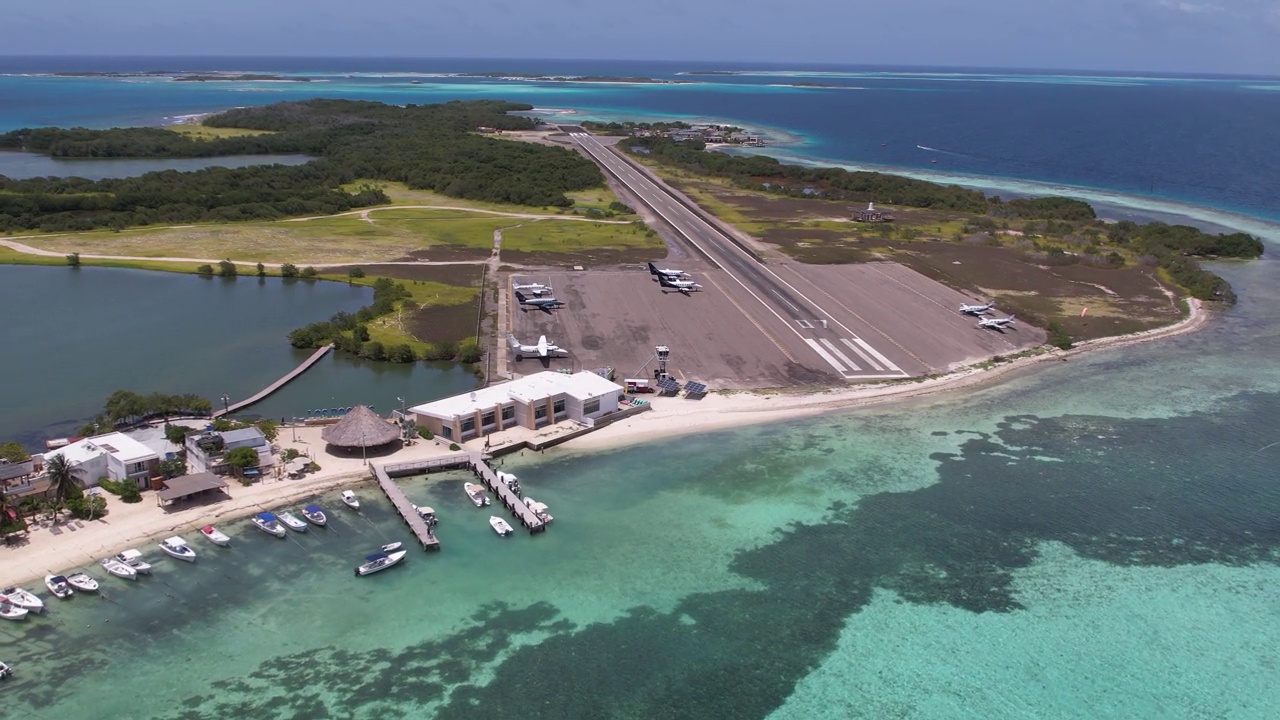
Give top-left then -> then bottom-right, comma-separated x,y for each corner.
841,339 -> 884,371
820,339 -> 861,371
805,339 -> 848,373
851,338 -> 901,373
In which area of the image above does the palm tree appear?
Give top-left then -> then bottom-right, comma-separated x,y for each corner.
45,454 -> 81,514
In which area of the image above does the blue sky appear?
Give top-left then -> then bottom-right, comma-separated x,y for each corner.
8,0 -> 1280,75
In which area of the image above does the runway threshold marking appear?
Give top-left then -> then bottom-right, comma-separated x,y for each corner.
703,274 -> 797,364
820,339 -> 861,371
841,339 -> 883,371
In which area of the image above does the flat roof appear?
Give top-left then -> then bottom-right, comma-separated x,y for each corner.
410,371 -> 622,420
156,472 -> 229,501
89,432 -> 157,463
220,427 -> 266,444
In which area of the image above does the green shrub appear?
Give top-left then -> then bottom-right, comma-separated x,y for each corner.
448,443 -> 460,451
417,427 -> 434,440
196,264 -> 214,277
1047,320 -> 1074,350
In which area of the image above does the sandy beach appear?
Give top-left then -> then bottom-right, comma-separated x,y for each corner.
0,299 -> 1204,590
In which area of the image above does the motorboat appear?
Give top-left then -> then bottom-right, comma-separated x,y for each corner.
0,660 -> 12,678
414,505 -> 436,521
489,516 -> 514,537
354,550 -> 407,576
302,504 -> 327,527
0,587 -> 43,614
464,482 -> 491,507
66,573 -> 99,593
0,600 -> 28,621
524,497 -> 551,519
100,557 -> 139,580
116,549 -> 152,574
278,511 -> 308,533
44,575 -> 74,600
340,490 -> 360,510
380,541 -> 403,553
252,512 -> 287,538
200,525 -> 231,547
158,536 -> 197,562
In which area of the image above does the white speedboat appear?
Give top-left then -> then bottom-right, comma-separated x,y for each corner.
2,587 -> 44,613
44,575 -> 73,600
302,504 -> 327,527
380,541 -> 403,553
252,512 -> 287,538
66,573 -> 99,593
158,536 -> 197,562
0,600 -> 29,621
464,482 -> 491,507
489,516 -> 514,537
340,490 -> 360,510
279,511 -> 308,532
414,505 -> 436,521
354,550 -> 407,576
116,549 -> 152,574
100,557 -> 139,580
200,525 -> 231,547
0,660 -> 11,678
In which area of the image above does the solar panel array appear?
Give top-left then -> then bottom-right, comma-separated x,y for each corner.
657,377 -> 682,393
684,381 -> 708,396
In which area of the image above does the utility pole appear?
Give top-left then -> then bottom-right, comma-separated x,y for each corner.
220,393 -> 231,415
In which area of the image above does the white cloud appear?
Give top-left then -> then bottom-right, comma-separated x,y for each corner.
1156,0 -> 1225,13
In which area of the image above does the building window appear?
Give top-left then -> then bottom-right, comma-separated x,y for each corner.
461,418 -> 475,433
583,398 -> 600,415
442,426 -> 453,440
553,399 -> 566,415
128,461 -> 147,475
534,406 -> 547,420
481,412 -> 495,427
501,406 -> 514,421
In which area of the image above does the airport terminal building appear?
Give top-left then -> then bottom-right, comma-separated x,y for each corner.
409,371 -> 623,442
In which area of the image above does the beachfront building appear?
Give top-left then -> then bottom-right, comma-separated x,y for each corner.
321,405 -> 401,451
1,458 -> 46,500
184,427 -> 274,476
410,371 -> 623,443
40,432 -> 159,489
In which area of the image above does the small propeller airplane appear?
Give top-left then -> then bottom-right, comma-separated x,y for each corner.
507,334 -> 567,360
512,281 -> 553,297
977,314 -> 1016,330
959,301 -> 996,316
514,291 -> 566,312
647,262 -> 689,280
659,275 -> 703,294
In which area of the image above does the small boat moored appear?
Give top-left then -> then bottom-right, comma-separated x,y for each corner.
116,549 -> 152,574
302,504 -> 328,527
44,575 -> 73,600
414,505 -> 436,521
0,600 -> 28,621
100,557 -> 139,580
354,550 -> 407,576
200,525 -> 231,547
0,588 -> 43,614
489,516 -> 514,537
252,512 -> 287,538
464,482 -> 491,507
158,536 -> 197,562
380,541 -> 403,553
0,660 -> 12,678
66,573 -> 99,593
341,490 -> 360,510
279,511 -> 308,532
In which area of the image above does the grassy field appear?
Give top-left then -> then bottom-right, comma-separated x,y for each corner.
165,124 -> 274,141
502,219 -> 656,253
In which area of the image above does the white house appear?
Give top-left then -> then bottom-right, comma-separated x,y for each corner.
185,426 -> 273,475
410,371 -> 623,442
42,432 -> 159,489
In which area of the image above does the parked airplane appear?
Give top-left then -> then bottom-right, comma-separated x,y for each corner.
514,291 -> 565,311
659,275 -> 703,294
959,301 -> 996,316
647,262 -> 689,279
977,314 -> 1016,330
512,281 -> 553,297
507,333 -> 567,359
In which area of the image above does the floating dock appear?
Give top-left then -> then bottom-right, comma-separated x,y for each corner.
468,451 -> 551,533
371,458 -> 471,550
213,344 -> 333,418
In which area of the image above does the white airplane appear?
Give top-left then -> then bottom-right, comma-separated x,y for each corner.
507,334 -> 567,360
959,301 -> 996,316
659,275 -> 703,294
512,281 -> 553,297
515,291 -> 565,311
648,262 -> 689,279
977,314 -> 1016,330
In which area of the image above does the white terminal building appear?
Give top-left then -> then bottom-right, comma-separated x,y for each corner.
409,371 -> 623,442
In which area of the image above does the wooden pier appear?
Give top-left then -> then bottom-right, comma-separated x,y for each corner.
468,451 -> 551,533
213,344 -> 333,418
370,462 -> 443,550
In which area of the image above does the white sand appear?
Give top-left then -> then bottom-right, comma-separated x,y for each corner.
0,300 -> 1205,589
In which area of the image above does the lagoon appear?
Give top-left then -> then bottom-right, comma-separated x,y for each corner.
0,265 -> 478,449
0,151 -> 313,180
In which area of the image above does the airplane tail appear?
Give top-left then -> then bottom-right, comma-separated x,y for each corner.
515,291 -> 528,303
647,262 -> 659,276
507,333 -> 519,348
1007,315 -> 1015,322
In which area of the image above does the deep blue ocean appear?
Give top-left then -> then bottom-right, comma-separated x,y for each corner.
2,57 -> 1279,221
2,58 -> 1279,719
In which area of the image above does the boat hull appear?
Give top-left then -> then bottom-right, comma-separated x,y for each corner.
100,560 -> 138,580
66,574 -> 99,593
355,550 -> 407,576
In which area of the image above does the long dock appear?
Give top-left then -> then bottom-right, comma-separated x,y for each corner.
468,451 -> 551,533
213,344 -> 333,417
370,461 -> 446,550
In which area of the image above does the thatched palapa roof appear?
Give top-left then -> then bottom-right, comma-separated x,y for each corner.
321,405 -> 400,448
